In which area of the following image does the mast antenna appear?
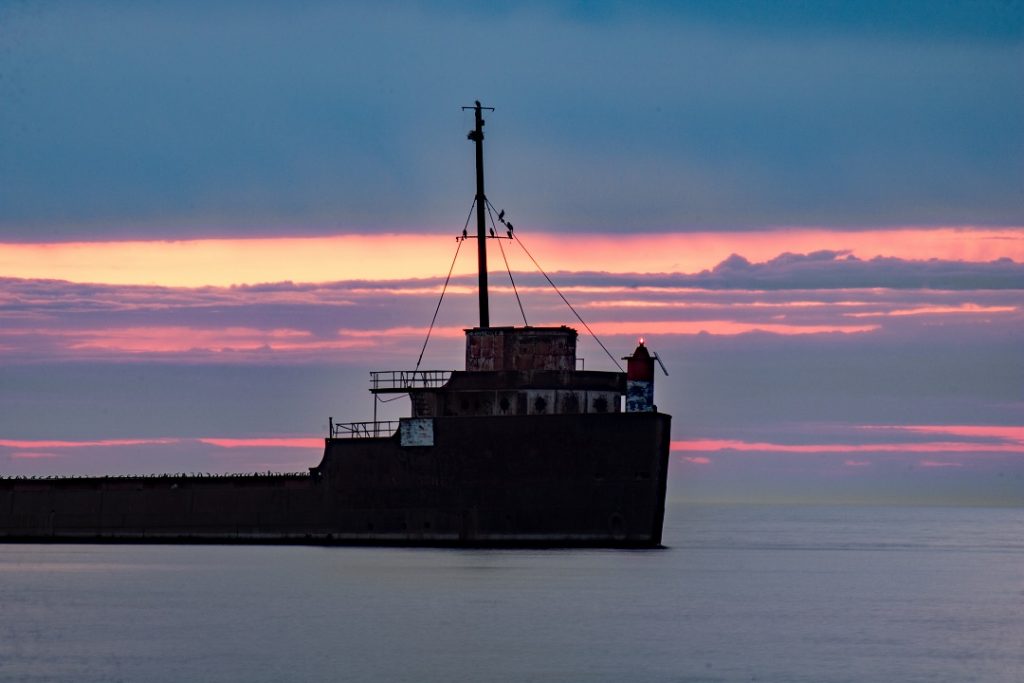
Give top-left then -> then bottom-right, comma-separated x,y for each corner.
462,100 -> 495,328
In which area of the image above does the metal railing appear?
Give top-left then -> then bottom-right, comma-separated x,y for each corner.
329,419 -> 399,439
369,370 -> 452,392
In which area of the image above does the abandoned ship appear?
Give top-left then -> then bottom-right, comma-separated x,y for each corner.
0,102 -> 672,547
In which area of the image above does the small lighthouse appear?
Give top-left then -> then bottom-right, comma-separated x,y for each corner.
624,339 -> 656,412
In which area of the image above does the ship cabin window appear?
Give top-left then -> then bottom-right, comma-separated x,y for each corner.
593,396 -> 608,413
534,396 -> 547,413
499,396 -> 510,412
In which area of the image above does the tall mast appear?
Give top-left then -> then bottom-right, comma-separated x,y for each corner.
464,100 -> 494,328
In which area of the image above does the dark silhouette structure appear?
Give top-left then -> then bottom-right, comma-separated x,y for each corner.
0,103 -> 672,547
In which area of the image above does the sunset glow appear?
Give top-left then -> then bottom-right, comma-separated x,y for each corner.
2,228 -> 1020,287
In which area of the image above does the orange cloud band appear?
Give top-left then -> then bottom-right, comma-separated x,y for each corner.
1,228 -> 1019,287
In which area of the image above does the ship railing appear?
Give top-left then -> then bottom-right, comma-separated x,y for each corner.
369,370 -> 452,392
329,419 -> 399,439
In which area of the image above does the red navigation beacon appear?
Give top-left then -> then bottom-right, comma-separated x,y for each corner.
624,338 -> 655,412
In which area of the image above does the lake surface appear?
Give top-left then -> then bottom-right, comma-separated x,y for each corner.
1,504 -> 1022,682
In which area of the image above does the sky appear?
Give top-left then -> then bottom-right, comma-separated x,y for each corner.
1,1 -> 1022,504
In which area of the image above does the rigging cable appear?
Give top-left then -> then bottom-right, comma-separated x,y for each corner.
485,201 -> 528,326
413,208 -> 471,372
511,230 -> 624,373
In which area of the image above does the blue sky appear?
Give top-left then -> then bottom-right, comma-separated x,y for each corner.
1,1 -> 1022,503
1,0 -> 1021,238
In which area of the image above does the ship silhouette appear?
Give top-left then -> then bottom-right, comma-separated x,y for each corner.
0,103 -> 672,547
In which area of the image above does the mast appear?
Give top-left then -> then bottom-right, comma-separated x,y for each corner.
464,100 -> 494,328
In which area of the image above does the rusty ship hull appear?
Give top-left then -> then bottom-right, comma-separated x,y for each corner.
0,412 -> 670,547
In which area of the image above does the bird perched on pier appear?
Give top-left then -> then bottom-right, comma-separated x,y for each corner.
489,226 -> 495,237
498,209 -> 505,222
462,228 -> 468,239
506,222 -> 514,239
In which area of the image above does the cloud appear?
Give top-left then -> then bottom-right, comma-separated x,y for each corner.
5,420 -> 1018,478
678,251 -> 1024,290
3,229 -> 1021,287
672,423 -> 1024,453
198,438 -> 323,449
670,439 -> 1024,454
10,452 -> 59,460
590,320 -> 879,336
2,228 -> 1022,296
1,223 -> 1020,508
665,419 -> 1024,504
862,424 -> 1024,444
1,245 -> 1021,363
0,436 -> 323,477
0,438 -> 179,449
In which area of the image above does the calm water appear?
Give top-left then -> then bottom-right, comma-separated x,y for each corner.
1,504 -> 1021,682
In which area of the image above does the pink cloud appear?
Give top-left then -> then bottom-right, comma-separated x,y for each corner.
0,438 -> 179,449
0,437 -> 325,477
681,456 -> 712,465
670,439 -> 1024,454
342,321 -> 882,339
2,247 -> 1020,366
883,425 -> 1024,442
588,320 -> 879,337
68,326 -> 312,353
582,299 -> 874,310
338,325 -> 465,339
1,437 -> 324,451
919,460 -> 964,468
846,304 -> 1017,318
843,460 -> 872,467
198,438 -> 322,449
0,325 -> 381,361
